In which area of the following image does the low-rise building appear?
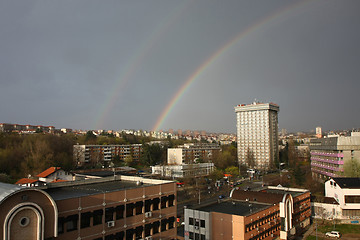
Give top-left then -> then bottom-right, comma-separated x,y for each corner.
1,175 -> 177,240
151,163 -> 214,178
184,186 -> 311,240
313,177 -> 360,223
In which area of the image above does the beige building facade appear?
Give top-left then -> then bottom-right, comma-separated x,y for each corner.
235,102 -> 279,170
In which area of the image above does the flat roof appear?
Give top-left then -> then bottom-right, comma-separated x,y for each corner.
196,200 -> 271,216
40,175 -> 175,201
262,189 -> 304,197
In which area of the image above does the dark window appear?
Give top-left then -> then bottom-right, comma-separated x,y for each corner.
65,214 -> 78,232
189,217 -> 194,225
161,219 -> 168,232
105,234 -> 116,240
145,199 -> 152,212
126,203 -> 134,217
135,201 -> 143,215
115,231 -> 124,240
161,196 -> 167,209
145,224 -> 152,237
152,198 -> 160,211
81,212 -> 91,229
153,221 -> 160,234
126,228 -> 134,240
168,216 -> 175,229
135,226 -> 143,239
115,205 -> 124,220
58,217 -> 65,234
195,220 -> 200,227
93,209 -> 103,225
168,194 -> 175,207
201,234 -> 205,240
189,232 -> 194,240
201,220 -> 205,228
345,195 -> 360,204
195,233 -> 200,240
105,207 -> 114,222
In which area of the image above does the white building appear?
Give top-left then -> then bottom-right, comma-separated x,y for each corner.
234,102 -> 279,170
313,177 -> 360,222
151,163 -> 214,178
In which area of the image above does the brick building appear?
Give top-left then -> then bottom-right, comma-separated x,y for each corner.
0,176 -> 177,240
184,186 -> 311,240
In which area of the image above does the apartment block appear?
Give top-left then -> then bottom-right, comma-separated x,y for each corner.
234,102 -> 279,170
310,132 -> 360,180
74,144 -> 142,167
168,143 -> 220,165
0,176 -> 177,240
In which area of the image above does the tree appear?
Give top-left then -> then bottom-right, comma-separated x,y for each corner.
124,155 -> 133,167
343,158 -> 360,177
225,166 -> 239,178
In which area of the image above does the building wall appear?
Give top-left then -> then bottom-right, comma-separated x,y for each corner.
74,144 -> 143,167
56,182 -> 177,240
168,148 -> 183,165
0,189 -> 57,240
235,103 -> 279,170
310,135 -> 360,180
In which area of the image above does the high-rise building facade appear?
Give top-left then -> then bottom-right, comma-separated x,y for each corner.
235,102 -> 279,170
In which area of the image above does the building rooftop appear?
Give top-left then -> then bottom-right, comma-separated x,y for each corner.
40,176 -> 173,201
0,182 -> 23,203
332,178 -> 360,189
36,167 -> 61,178
196,200 -> 271,217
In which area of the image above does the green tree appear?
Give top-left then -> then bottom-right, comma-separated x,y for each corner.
124,155 -> 134,166
209,168 -> 224,181
225,166 -> 239,178
343,158 -> 360,177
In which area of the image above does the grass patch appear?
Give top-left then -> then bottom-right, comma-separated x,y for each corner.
306,236 -> 325,240
317,223 -> 360,234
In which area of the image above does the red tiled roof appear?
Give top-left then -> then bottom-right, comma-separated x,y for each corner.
36,167 -> 61,178
51,179 -> 68,183
15,178 -> 38,185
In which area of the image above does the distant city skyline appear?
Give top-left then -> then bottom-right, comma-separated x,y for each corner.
1,1 -> 359,133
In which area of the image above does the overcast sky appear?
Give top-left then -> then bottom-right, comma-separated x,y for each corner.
1,0 -> 359,134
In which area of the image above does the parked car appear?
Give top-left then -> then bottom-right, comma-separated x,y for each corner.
325,231 -> 340,238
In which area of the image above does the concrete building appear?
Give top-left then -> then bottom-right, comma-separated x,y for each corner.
234,102 -> 279,170
313,177 -> 360,223
310,132 -> 360,180
316,127 -> 322,138
168,143 -> 220,165
151,144 -> 217,178
184,186 -> 310,240
74,144 -> 142,167
0,176 -> 177,240
151,163 -> 214,178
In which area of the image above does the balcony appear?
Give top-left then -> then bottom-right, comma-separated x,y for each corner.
311,152 -> 344,158
311,162 -> 343,172
311,157 -> 344,165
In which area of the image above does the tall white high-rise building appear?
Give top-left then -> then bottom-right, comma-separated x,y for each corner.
234,102 -> 279,170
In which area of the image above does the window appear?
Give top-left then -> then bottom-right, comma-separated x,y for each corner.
135,201 -> 143,215
93,210 -> 103,225
80,212 -> 91,229
201,220 -> 205,228
116,205 -> 124,220
105,207 -> 114,222
58,217 -> 65,234
65,214 -> 78,232
189,217 -> 194,225
126,203 -> 135,217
